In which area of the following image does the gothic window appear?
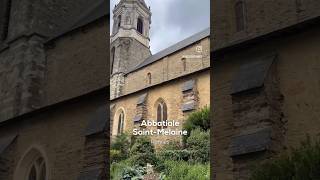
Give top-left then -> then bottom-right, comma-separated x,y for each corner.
117,15 -> 122,29
137,17 -> 144,34
156,100 -> 167,129
117,111 -> 124,134
147,73 -> 151,84
1,0 -> 12,41
111,47 -> 115,74
235,1 -> 246,32
181,58 -> 187,71
27,157 -> 46,180
14,148 -> 48,180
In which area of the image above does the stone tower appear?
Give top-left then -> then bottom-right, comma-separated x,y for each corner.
110,0 -> 152,99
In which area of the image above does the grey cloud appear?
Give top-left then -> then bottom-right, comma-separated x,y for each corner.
110,0 -> 210,53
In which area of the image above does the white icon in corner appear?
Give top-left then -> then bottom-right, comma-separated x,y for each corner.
196,45 -> 203,53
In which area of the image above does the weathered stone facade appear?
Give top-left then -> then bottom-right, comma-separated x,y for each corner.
212,0 -> 320,51
110,1 -> 211,144
111,70 -> 210,147
0,0 -> 109,179
212,0 -> 320,179
110,0 -> 152,99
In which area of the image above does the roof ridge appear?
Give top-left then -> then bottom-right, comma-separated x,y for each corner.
126,27 -> 210,74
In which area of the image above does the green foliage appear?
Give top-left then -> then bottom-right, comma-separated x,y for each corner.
111,161 -> 146,180
130,136 -> 155,155
250,136 -> 320,180
162,141 -> 183,150
111,133 -> 130,162
186,128 -> 210,163
128,136 -> 165,171
110,160 -> 130,180
183,106 -> 210,143
162,160 -> 210,180
122,166 -> 146,180
110,149 -> 123,163
158,149 -> 191,161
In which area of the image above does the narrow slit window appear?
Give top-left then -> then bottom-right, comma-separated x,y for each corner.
117,111 -> 124,134
117,15 -> 122,29
182,58 -> 187,71
147,73 -> 151,84
111,47 -> 115,74
2,0 -> 12,41
137,18 -> 144,34
235,1 -> 246,32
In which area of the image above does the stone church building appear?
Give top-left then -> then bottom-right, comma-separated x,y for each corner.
0,0 -> 109,179
110,0 -> 210,145
211,0 -> 320,179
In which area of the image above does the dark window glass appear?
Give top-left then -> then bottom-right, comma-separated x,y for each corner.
28,166 -> 37,180
147,73 -> 151,84
1,0 -> 12,41
111,47 -> 115,74
137,18 -> 143,34
235,1 -> 245,32
118,15 -> 122,29
118,111 -> 124,134
182,58 -> 187,71
157,101 -> 168,129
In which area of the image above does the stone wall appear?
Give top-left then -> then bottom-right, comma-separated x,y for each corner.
45,18 -> 108,106
0,92 -> 106,180
0,17 -> 108,123
212,0 -> 320,50
8,0 -> 103,40
212,24 -> 320,179
111,70 -> 210,146
124,37 -> 210,95
0,34 -> 46,122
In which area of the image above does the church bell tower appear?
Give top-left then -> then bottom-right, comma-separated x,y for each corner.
110,0 -> 152,99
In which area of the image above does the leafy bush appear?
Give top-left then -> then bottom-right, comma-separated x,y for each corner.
110,160 -> 130,180
162,140 -> 183,150
157,149 -> 191,161
111,133 -> 130,162
186,128 -> 210,163
110,149 -> 123,163
162,160 -> 210,180
111,161 -> 146,180
183,106 -> 210,143
250,137 -> 320,180
130,136 -> 155,155
128,136 -> 165,171
122,165 -> 146,180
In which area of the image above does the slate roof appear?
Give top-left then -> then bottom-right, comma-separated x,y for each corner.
85,105 -> 108,136
230,128 -> 271,157
231,54 -> 276,94
0,134 -> 17,154
127,27 -> 210,74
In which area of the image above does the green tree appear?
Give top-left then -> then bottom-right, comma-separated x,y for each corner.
250,136 -> 320,180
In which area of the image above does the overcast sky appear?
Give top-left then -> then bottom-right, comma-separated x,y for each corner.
110,0 -> 210,54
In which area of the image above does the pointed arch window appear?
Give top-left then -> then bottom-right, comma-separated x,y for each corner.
27,157 -> 46,180
137,17 -> 144,34
117,111 -> 125,134
111,47 -> 115,74
147,72 -> 151,84
156,100 -> 167,129
235,1 -> 246,32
